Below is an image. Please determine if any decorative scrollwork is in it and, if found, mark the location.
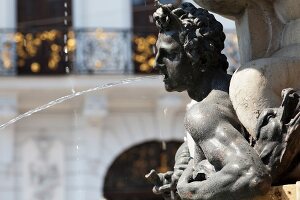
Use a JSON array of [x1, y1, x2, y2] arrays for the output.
[[74, 29, 132, 74]]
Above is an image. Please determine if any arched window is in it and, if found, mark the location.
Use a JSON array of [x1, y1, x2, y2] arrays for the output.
[[104, 140, 182, 200]]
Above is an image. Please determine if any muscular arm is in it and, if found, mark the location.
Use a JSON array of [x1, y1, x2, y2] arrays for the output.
[[179, 104, 271, 200], [172, 141, 191, 183], [177, 159, 270, 200]]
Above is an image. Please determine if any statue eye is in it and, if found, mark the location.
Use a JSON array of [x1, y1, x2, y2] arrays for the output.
[[167, 52, 178, 60]]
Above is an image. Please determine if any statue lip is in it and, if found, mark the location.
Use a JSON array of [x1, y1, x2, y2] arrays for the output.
[[156, 64, 169, 81], [160, 68, 169, 81]]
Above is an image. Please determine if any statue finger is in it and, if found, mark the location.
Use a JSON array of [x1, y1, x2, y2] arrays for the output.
[[159, 184, 172, 192], [179, 165, 194, 183], [164, 171, 174, 179], [152, 186, 161, 194]]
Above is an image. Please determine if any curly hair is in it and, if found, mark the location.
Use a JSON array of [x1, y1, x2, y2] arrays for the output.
[[153, 2, 228, 72]]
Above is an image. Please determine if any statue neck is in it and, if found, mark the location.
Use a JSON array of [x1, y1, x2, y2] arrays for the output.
[[187, 69, 231, 102]]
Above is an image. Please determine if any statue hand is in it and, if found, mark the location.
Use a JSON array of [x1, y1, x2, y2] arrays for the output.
[[152, 171, 173, 194], [177, 160, 197, 199], [171, 168, 182, 187], [177, 160, 195, 186], [154, 171, 181, 200]]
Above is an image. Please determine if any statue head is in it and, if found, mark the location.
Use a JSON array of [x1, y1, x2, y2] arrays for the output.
[[153, 2, 228, 92]]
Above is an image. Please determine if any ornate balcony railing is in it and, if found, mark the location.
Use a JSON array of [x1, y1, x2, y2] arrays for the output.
[[0, 28, 239, 76], [74, 29, 132, 74], [0, 30, 16, 75]]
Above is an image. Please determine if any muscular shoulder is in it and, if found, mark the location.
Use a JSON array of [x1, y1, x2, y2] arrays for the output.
[[185, 102, 222, 141], [185, 93, 242, 141]]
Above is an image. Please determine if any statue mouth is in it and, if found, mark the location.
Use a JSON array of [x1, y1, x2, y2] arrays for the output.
[[163, 73, 169, 81], [158, 66, 169, 81], [155, 64, 169, 82]]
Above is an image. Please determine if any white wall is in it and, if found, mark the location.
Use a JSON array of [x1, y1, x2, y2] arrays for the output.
[[72, 0, 132, 29], [0, 0, 16, 29]]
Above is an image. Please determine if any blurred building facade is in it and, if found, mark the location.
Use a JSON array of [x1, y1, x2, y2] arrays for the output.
[[0, 0, 239, 200]]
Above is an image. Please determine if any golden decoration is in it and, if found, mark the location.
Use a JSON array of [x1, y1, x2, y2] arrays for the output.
[[134, 54, 146, 63], [51, 44, 60, 52], [1, 42, 12, 69], [14, 29, 76, 73], [25, 33, 33, 41], [31, 62, 40, 73], [95, 60, 103, 68], [96, 29, 108, 40], [146, 35, 157, 45], [14, 32, 23, 42], [48, 60, 57, 70], [67, 38, 76, 52], [148, 57, 155, 67], [133, 34, 157, 72], [139, 63, 150, 72]]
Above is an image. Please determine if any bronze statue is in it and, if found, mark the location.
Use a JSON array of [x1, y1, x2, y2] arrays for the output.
[[148, 2, 271, 199], [146, 1, 300, 200]]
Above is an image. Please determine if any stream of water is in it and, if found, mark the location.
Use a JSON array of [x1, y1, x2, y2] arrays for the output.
[[0, 76, 160, 130]]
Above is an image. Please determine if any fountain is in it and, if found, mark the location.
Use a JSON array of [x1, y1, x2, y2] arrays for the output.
[[146, 1, 299, 200], [0, 76, 158, 130], [0, 1, 192, 200], [0, 0, 298, 199]]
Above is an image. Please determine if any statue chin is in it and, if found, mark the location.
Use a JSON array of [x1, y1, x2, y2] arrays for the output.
[[165, 85, 185, 92], [164, 83, 176, 92], [164, 81, 186, 92]]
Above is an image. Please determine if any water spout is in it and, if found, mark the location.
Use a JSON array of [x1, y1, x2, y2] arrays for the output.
[[0, 76, 159, 130]]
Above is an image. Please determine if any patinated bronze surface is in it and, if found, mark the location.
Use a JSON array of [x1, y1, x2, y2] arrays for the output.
[[254, 89, 300, 184], [146, 1, 300, 200]]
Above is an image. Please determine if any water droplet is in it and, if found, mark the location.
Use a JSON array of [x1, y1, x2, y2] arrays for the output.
[[64, 34, 67, 43], [64, 19, 68, 25], [65, 66, 70, 73], [0, 76, 159, 129], [64, 46, 68, 54], [162, 141, 167, 150], [163, 108, 168, 116], [64, 11, 68, 17], [65, 55, 68, 62], [64, 2, 68, 8], [149, 15, 154, 23]]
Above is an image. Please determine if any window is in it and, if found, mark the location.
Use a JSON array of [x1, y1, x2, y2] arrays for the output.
[[17, 0, 72, 75]]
